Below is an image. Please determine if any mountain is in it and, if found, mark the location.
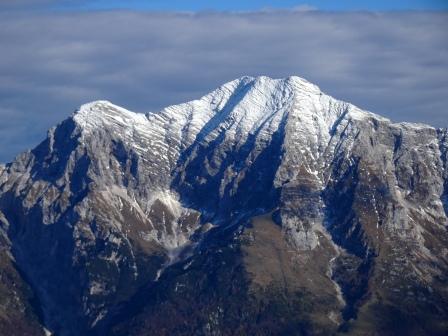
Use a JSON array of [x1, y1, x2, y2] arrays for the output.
[[0, 76, 447, 336]]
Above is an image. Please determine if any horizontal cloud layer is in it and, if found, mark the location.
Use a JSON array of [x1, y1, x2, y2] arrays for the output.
[[0, 10, 447, 162]]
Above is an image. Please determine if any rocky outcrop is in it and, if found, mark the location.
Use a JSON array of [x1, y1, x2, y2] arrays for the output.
[[0, 76, 447, 335], [0, 209, 45, 336]]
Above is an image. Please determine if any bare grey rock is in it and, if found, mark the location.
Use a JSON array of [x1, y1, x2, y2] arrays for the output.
[[0, 76, 447, 335]]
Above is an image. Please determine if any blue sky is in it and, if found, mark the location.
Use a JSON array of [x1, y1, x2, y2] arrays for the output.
[[18, 0, 448, 12], [71, 0, 448, 11]]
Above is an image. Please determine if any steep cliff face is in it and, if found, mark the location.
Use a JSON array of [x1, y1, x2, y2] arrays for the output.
[[0, 208, 45, 336], [0, 76, 447, 335]]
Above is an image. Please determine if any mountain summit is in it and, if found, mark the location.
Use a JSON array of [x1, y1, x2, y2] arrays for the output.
[[0, 76, 447, 335]]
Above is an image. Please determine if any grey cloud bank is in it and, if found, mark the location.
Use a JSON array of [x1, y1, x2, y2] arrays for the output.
[[0, 11, 447, 162]]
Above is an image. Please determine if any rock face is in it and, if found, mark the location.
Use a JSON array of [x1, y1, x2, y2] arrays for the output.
[[0, 76, 447, 335]]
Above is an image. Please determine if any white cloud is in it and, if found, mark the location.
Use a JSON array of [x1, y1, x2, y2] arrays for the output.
[[0, 11, 447, 162], [292, 4, 318, 12]]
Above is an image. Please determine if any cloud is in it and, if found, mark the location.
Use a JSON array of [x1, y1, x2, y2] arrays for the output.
[[0, 11, 447, 162], [292, 5, 318, 12]]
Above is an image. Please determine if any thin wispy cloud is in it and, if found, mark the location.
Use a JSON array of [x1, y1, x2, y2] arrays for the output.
[[0, 11, 447, 162]]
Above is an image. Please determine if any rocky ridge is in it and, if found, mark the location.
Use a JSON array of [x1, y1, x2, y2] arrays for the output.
[[0, 76, 447, 335]]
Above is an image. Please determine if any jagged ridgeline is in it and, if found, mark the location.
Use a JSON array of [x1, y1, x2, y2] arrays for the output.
[[0, 76, 447, 336]]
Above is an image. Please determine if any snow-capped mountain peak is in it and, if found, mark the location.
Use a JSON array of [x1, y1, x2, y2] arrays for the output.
[[0, 76, 447, 336]]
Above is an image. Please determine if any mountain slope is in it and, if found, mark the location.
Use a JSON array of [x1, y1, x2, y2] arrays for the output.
[[0, 76, 447, 335]]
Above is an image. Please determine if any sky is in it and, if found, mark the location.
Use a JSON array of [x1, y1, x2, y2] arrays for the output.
[[0, 2, 447, 162], [4, 0, 448, 11]]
